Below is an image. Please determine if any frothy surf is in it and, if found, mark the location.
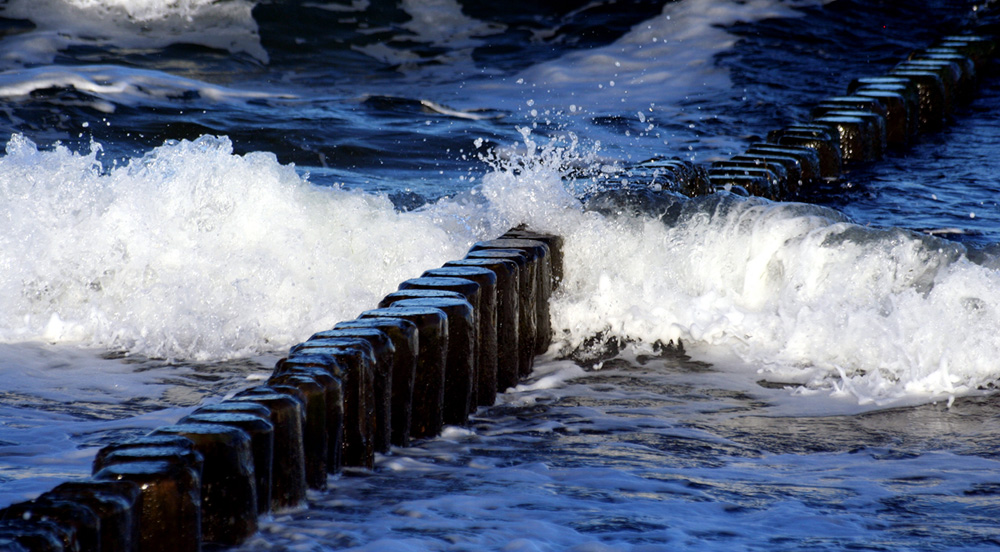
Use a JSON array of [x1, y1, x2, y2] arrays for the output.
[[0, 0, 267, 67], [0, 134, 469, 361], [480, 131, 1000, 406], [1, 130, 997, 407], [3, 1, 1000, 547]]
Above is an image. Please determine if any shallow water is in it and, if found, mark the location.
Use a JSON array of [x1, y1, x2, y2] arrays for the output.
[[2, 0, 1000, 549], [233, 346, 1000, 551]]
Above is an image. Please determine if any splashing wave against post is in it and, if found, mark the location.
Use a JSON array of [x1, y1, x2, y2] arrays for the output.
[[3, 0, 1000, 550]]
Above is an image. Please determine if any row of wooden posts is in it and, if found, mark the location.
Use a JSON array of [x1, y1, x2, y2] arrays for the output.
[[0, 228, 562, 552], [635, 32, 997, 200], [3, 26, 999, 552]]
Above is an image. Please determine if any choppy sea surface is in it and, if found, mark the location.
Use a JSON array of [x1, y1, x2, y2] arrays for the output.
[[2, 0, 1000, 549]]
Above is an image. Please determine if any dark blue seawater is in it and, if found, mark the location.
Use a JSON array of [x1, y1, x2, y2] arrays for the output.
[[1, 0, 996, 228], [2, 1, 1000, 549]]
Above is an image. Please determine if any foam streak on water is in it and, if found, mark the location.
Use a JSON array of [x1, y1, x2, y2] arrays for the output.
[[515, 0, 830, 110], [0, 65, 294, 112]]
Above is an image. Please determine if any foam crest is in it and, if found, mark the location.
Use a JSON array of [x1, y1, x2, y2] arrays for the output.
[[0, 0, 267, 67], [0, 134, 468, 360], [0, 65, 293, 112], [542, 191, 1000, 404], [450, 131, 1000, 404], [3, 128, 998, 404]]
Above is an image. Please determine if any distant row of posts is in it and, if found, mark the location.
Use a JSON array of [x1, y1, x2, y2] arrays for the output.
[[631, 33, 997, 201]]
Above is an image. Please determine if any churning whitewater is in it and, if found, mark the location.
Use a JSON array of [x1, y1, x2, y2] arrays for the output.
[[1, 130, 997, 405], [2, 0, 1000, 549]]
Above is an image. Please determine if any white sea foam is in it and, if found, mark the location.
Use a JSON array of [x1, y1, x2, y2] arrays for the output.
[[0, 134, 470, 361], [471, 131, 1000, 406], [0, 0, 267, 68], [0, 65, 293, 112], [1, 129, 998, 521], [2, 129, 998, 406], [351, 0, 504, 73]]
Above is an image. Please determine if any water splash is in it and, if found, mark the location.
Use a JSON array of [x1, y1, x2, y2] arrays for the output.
[[432, 128, 1000, 405], [0, 134, 466, 360], [2, 128, 998, 403]]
